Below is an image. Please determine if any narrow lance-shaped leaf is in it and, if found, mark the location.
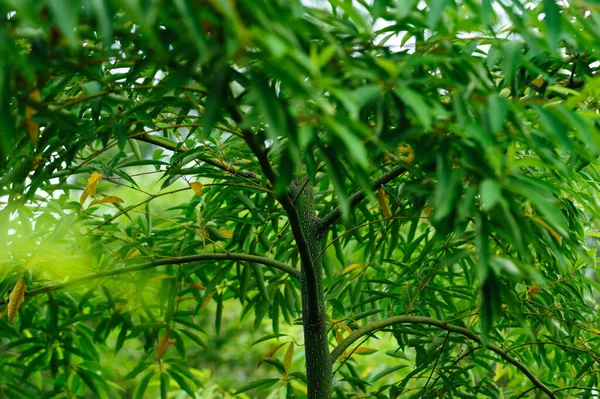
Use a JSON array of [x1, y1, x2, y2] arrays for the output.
[[233, 378, 280, 395], [160, 371, 169, 399], [543, 0, 561, 50], [189, 182, 203, 196], [7, 279, 26, 323], [88, 196, 124, 208], [283, 341, 294, 377], [257, 342, 287, 368], [25, 89, 40, 144], [134, 370, 155, 399], [377, 187, 392, 218], [156, 331, 172, 362], [80, 172, 103, 205]]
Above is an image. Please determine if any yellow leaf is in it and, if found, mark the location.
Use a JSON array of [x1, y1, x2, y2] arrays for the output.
[[335, 330, 344, 344], [332, 319, 353, 334], [353, 347, 377, 355], [591, 328, 600, 336], [7, 280, 26, 323], [88, 196, 124, 208], [156, 331, 171, 362], [126, 249, 141, 259], [360, 366, 374, 378], [377, 187, 392, 218], [187, 282, 205, 290], [87, 172, 102, 196], [80, 186, 90, 206], [342, 263, 363, 274], [257, 342, 287, 368], [283, 341, 294, 376], [397, 145, 415, 164], [189, 182, 203, 196], [493, 363, 504, 382], [29, 89, 41, 103], [527, 284, 542, 297], [531, 77, 545, 89], [218, 228, 233, 239], [80, 172, 102, 205], [201, 291, 216, 313], [524, 213, 562, 245], [26, 89, 41, 144]]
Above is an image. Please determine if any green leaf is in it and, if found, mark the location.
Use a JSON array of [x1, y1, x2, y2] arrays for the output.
[[476, 212, 490, 282], [250, 334, 289, 348], [202, 265, 233, 305], [75, 368, 102, 398], [160, 371, 169, 399], [557, 106, 600, 154], [480, 271, 500, 345], [113, 169, 139, 188], [252, 263, 271, 304], [427, 0, 448, 29], [179, 329, 206, 348], [202, 67, 229, 139], [480, 179, 501, 211], [134, 370, 155, 399], [502, 41, 520, 89], [215, 293, 223, 335], [481, 0, 491, 26], [233, 378, 280, 395], [324, 116, 368, 169], [487, 95, 507, 134], [370, 365, 407, 382], [115, 324, 128, 353], [433, 153, 461, 221], [543, 0, 561, 50], [167, 369, 196, 397], [253, 74, 287, 140], [48, 0, 79, 46], [92, 0, 113, 47], [330, 0, 370, 31], [394, 87, 432, 130], [320, 146, 350, 219]]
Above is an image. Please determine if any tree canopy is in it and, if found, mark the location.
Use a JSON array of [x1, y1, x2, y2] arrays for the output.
[[1, 0, 600, 398]]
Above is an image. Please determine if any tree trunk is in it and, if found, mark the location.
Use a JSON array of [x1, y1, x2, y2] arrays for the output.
[[289, 175, 332, 399]]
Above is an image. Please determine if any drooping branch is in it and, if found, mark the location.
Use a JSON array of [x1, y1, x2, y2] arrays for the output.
[[2, 253, 298, 304], [330, 316, 557, 399], [318, 165, 406, 233], [135, 134, 259, 179]]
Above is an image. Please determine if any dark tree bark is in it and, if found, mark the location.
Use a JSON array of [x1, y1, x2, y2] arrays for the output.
[[289, 175, 332, 399]]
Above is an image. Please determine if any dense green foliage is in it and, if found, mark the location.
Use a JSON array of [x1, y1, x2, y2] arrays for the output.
[[1, 0, 600, 398]]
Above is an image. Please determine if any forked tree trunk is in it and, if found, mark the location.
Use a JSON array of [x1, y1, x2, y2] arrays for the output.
[[289, 175, 332, 398]]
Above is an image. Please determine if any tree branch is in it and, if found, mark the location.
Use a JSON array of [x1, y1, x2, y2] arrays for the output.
[[330, 316, 557, 399], [243, 131, 321, 324], [135, 134, 259, 179], [2, 253, 298, 304], [228, 106, 322, 326], [318, 165, 406, 233]]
